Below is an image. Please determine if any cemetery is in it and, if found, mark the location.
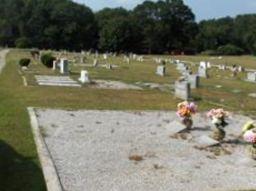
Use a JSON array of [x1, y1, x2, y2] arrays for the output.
[[1, 1, 256, 191], [1, 48, 256, 191]]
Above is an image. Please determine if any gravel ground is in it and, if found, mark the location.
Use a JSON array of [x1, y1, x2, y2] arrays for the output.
[[36, 109, 256, 191]]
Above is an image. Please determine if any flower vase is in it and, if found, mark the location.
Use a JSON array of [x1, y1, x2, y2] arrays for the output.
[[182, 117, 193, 130], [212, 126, 225, 141], [248, 144, 256, 160]]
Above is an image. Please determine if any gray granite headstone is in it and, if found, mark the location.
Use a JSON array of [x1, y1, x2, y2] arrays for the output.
[[175, 81, 190, 100], [164, 120, 187, 134], [188, 74, 199, 89], [196, 135, 219, 147], [93, 59, 98, 67]]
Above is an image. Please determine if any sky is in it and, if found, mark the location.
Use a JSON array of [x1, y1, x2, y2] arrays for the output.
[[73, 0, 256, 21]]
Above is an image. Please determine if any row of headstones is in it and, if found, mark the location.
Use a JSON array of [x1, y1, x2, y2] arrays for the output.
[[53, 59, 90, 83], [174, 61, 201, 100]]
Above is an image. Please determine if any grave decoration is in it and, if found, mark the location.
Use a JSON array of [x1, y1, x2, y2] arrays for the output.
[[242, 121, 256, 159], [207, 108, 229, 141], [176, 101, 197, 130]]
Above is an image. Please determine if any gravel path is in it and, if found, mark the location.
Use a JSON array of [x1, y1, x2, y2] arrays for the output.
[[0, 49, 9, 74], [36, 109, 256, 191]]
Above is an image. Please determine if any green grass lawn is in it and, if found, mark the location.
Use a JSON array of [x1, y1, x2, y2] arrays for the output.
[[1, 49, 256, 190]]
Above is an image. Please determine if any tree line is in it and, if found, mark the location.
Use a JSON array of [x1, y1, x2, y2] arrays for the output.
[[0, 0, 256, 55]]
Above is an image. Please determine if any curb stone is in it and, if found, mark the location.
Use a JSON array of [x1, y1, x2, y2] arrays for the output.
[[27, 107, 63, 191]]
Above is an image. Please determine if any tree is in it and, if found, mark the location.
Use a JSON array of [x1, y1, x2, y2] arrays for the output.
[[132, 0, 197, 54]]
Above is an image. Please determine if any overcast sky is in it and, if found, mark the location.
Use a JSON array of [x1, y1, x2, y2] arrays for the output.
[[73, 0, 256, 21]]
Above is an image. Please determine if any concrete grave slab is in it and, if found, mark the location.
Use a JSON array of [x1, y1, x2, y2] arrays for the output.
[[35, 75, 81, 87]]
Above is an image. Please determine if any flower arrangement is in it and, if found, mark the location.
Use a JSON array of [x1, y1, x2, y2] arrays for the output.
[[242, 121, 256, 159], [176, 101, 197, 130], [207, 108, 229, 141]]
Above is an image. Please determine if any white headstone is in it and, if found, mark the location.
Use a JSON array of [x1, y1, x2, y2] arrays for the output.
[[156, 65, 166, 76], [198, 66, 208, 78], [52, 60, 57, 70], [79, 70, 90, 83], [219, 65, 226, 70], [200, 61, 207, 69], [60, 59, 69, 74], [247, 72, 256, 82], [207, 62, 211, 68], [177, 63, 187, 71]]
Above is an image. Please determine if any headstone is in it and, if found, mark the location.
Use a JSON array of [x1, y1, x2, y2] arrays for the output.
[[79, 70, 90, 83], [188, 74, 199, 89], [207, 62, 211, 68], [52, 60, 57, 70], [219, 65, 226, 70], [93, 59, 98, 67], [60, 59, 69, 74], [196, 135, 219, 147], [80, 56, 84, 64], [238, 66, 244, 72], [165, 120, 187, 135], [198, 66, 208, 78], [103, 54, 108, 60], [247, 72, 256, 82], [177, 63, 187, 71], [174, 60, 180, 64], [124, 56, 130, 64], [200, 61, 207, 69], [175, 80, 190, 100], [156, 65, 166, 76], [106, 64, 112, 70]]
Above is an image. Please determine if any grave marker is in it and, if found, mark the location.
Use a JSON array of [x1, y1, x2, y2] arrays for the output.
[[247, 72, 256, 82], [188, 74, 199, 89], [198, 66, 208, 78], [60, 59, 69, 74], [79, 70, 90, 84], [156, 65, 166, 76], [175, 80, 191, 100]]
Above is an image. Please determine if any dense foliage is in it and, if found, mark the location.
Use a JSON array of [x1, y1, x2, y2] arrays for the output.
[[0, 0, 256, 55], [40, 52, 55, 68], [19, 58, 31, 67]]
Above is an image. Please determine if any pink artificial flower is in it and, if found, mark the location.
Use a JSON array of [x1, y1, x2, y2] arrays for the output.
[[243, 130, 256, 144]]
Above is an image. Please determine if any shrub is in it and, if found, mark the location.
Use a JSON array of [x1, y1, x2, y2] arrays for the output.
[[15, 37, 30, 48], [200, 50, 218, 56], [40, 53, 55, 68], [19, 58, 31, 67], [217, 44, 244, 55]]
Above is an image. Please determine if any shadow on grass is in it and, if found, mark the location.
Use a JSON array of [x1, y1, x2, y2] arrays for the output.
[[0, 140, 46, 191]]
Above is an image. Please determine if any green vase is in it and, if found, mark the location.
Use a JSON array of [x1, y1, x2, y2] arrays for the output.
[[212, 126, 225, 141]]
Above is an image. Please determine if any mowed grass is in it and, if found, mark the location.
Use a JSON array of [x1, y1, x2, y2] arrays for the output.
[[1, 49, 256, 191]]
